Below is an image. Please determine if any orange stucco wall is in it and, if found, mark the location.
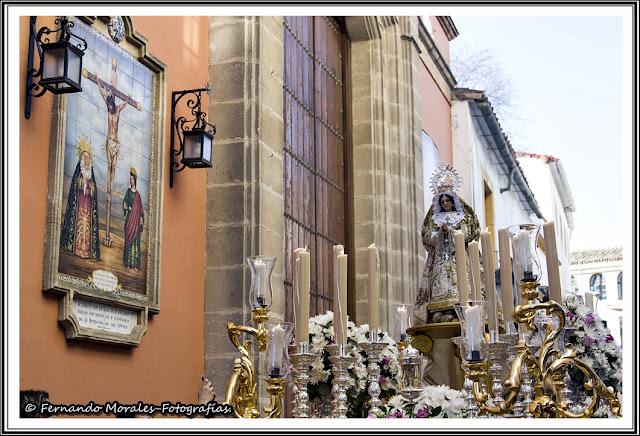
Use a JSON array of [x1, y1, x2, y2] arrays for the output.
[[429, 17, 450, 65], [20, 16, 208, 406], [420, 63, 453, 165]]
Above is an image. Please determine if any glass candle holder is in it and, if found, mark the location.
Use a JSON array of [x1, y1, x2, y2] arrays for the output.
[[454, 301, 487, 361], [507, 224, 541, 282], [247, 256, 276, 310], [392, 303, 414, 342], [264, 322, 294, 379]]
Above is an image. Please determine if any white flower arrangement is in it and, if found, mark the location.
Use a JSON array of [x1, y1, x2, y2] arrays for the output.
[[564, 293, 623, 395], [306, 311, 465, 418], [306, 311, 401, 417], [378, 385, 465, 418]]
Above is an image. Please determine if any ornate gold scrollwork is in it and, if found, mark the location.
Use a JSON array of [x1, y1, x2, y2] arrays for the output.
[[466, 280, 621, 418], [225, 319, 267, 418]]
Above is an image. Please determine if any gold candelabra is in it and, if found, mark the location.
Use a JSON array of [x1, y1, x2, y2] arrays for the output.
[[224, 308, 267, 418], [225, 307, 288, 418], [463, 280, 621, 418]]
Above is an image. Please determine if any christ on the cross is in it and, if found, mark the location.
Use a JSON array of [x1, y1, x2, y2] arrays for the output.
[[83, 58, 142, 247]]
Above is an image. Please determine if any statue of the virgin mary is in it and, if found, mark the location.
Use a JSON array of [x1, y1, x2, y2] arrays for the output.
[[415, 164, 480, 324]]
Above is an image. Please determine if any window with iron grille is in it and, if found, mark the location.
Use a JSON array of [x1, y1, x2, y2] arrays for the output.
[[590, 273, 606, 300]]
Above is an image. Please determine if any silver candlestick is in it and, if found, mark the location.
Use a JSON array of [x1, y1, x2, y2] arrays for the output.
[[487, 331, 507, 407], [289, 342, 316, 418], [462, 360, 480, 418], [452, 336, 479, 418], [327, 343, 354, 419], [523, 365, 535, 418], [359, 329, 387, 418]]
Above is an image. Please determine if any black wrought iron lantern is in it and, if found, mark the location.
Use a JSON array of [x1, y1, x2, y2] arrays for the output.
[[25, 17, 87, 118], [170, 84, 216, 188], [39, 38, 84, 93], [182, 128, 214, 168]]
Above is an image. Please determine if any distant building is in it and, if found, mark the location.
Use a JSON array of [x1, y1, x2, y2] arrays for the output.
[[570, 247, 624, 343], [516, 152, 576, 294]]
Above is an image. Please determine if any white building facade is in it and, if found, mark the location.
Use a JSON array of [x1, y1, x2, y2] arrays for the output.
[[516, 152, 576, 294], [451, 89, 546, 305], [570, 247, 624, 343]]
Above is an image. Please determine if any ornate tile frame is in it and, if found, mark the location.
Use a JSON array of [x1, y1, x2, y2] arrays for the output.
[[42, 16, 166, 346]]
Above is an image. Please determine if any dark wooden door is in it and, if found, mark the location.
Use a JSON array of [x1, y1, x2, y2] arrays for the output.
[[283, 16, 351, 325]]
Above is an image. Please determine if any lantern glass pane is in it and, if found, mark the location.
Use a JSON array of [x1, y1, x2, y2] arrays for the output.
[[42, 46, 65, 80], [202, 135, 212, 162], [183, 134, 201, 160], [67, 48, 82, 84]]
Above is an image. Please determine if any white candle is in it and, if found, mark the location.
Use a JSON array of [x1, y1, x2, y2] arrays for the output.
[[481, 230, 498, 332], [397, 305, 408, 340], [332, 245, 345, 344], [292, 248, 305, 339], [300, 249, 311, 342], [368, 243, 380, 331], [454, 231, 469, 305], [465, 305, 483, 360], [513, 230, 533, 277], [337, 253, 348, 345], [269, 324, 285, 377], [468, 241, 482, 301], [543, 221, 562, 304], [498, 229, 515, 323], [254, 259, 266, 306], [510, 230, 530, 331]]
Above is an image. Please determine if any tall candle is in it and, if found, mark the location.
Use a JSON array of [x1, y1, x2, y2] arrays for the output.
[[468, 241, 482, 301], [368, 243, 380, 331], [332, 245, 345, 344], [336, 253, 348, 345], [481, 229, 498, 332], [498, 229, 515, 324], [332, 245, 344, 311], [300, 249, 311, 342], [292, 248, 305, 339], [269, 323, 285, 377], [454, 231, 469, 305], [543, 221, 562, 304]]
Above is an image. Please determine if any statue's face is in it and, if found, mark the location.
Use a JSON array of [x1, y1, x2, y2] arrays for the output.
[[440, 195, 454, 212], [81, 152, 91, 169]]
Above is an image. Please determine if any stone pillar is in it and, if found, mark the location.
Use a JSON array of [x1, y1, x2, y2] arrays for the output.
[[204, 16, 285, 397], [346, 17, 423, 330]]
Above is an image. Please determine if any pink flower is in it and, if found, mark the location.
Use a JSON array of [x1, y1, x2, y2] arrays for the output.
[[583, 335, 595, 346], [393, 410, 403, 418], [416, 408, 429, 418], [585, 313, 595, 325], [379, 375, 386, 384], [605, 334, 614, 343]]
